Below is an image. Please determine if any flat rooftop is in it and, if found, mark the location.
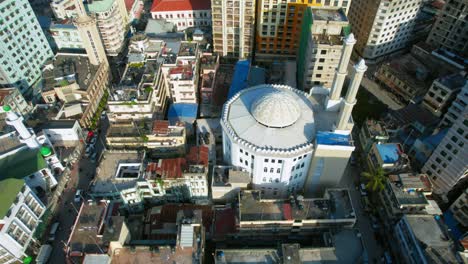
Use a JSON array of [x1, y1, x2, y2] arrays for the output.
[[107, 122, 184, 137], [437, 72, 467, 90], [212, 166, 250, 187], [178, 42, 197, 57], [364, 119, 389, 138], [312, 8, 347, 22], [68, 202, 108, 254], [239, 189, 354, 222], [111, 246, 195, 263], [43, 54, 98, 92], [91, 151, 143, 193], [0, 131, 23, 156]]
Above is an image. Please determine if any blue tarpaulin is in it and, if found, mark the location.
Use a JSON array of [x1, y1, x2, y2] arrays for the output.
[[168, 103, 198, 124], [227, 60, 250, 100], [316, 132, 351, 146]]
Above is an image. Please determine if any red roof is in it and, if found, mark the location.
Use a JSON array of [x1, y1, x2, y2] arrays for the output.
[[283, 203, 292, 221], [150, 0, 211, 12]]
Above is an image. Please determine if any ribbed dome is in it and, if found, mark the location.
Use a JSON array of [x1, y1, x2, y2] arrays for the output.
[[251, 91, 301, 128]]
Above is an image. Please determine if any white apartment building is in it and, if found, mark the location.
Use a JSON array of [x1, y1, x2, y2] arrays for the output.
[[422, 84, 468, 198], [51, 0, 77, 20], [422, 73, 467, 117], [348, 0, 423, 61], [211, 0, 256, 59], [49, 21, 83, 50], [450, 189, 468, 228], [150, 0, 211, 31], [0, 184, 46, 264], [0, 0, 54, 94], [299, 8, 350, 91], [161, 42, 199, 104]]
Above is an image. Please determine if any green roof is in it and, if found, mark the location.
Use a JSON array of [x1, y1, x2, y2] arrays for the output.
[[85, 0, 115, 13], [40, 146, 52, 157], [2, 105, 11, 112], [0, 149, 48, 218]]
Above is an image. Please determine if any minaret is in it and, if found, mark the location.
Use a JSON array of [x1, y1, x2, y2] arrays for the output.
[[336, 59, 368, 130], [3, 105, 40, 149], [329, 33, 356, 101], [73, 0, 107, 66]]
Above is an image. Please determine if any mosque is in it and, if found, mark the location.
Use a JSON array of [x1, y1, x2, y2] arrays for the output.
[[221, 34, 367, 197]]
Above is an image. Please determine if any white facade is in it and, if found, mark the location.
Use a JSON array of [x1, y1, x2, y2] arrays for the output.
[[0, 88, 33, 117], [348, 0, 423, 60], [422, 85, 468, 197], [43, 120, 83, 145], [51, 0, 77, 20], [0, 0, 53, 94], [151, 10, 211, 31], [0, 185, 46, 264]]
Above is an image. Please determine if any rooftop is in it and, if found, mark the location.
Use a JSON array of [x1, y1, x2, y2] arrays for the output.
[[311, 8, 347, 22], [68, 202, 108, 255], [42, 54, 98, 92], [387, 174, 429, 206], [436, 72, 467, 90], [91, 151, 143, 193], [382, 54, 432, 92], [376, 143, 402, 164], [212, 166, 250, 187], [239, 189, 355, 222], [107, 121, 184, 138], [150, 0, 211, 12], [0, 131, 23, 156], [178, 42, 198, 57], [364, 119, 389, 139], [389, 104, 440, 127], [0, 148, 47, 217], [145, 19, 177, 37], [85, 0, 115, 13]]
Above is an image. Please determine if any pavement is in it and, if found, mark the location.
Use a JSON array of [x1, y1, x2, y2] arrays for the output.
[[48, 116, 109, 264], [339, 163, 385, 264]]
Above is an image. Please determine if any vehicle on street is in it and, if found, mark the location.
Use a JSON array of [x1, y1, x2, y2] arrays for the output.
[[90, 136, 97, 146], [101, 111, 106, 118], [90, 152, 97, 163], [74, 189, 82, 203], [360, 183, 368, 196], [85, 145, 94, 157], [48, 222, 60, 242], [36, 244, 53, 264]]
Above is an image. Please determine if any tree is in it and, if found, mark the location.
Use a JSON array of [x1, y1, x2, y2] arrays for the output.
[[362, 167, 386, 192]]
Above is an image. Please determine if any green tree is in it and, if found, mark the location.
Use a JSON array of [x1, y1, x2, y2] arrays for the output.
[[362, 167, 386, 192]]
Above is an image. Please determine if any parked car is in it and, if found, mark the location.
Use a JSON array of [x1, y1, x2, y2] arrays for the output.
[[90, 136, 97, 145], [360, 183, 368, 196], [36, 244, 53, 264], [85, 145, 95, 157], [101, 111, 106, 118], [48, 222, 60, 242], [90, 152, 97, 163], [74, 189, 82, 203]]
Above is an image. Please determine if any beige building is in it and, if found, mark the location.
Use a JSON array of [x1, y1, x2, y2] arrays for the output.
[[211, 0, 256, 59], [41, 54, 110, 129], [86, 0, 129, 56], [348, 0, 423, 61], [426, 0, 468, 58], [298, 8, 350, 91]]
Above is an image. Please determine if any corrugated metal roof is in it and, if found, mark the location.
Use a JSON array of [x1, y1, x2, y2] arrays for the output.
[[179, 224, 194, 248]]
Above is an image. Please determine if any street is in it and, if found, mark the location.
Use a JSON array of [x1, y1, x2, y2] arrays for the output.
[[47, 117, 109, 264], [340, 163, 384, 263]]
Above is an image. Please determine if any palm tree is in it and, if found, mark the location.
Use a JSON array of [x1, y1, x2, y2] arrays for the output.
[[362, 167, 386, 192]]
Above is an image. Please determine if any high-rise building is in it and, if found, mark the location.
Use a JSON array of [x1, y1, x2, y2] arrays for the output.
[[348, 0, 423, 61], [426, 0, 468, 58], [73, 0, 108, 66], [0, 0, 53, 95], [211, 0, 256, 59], [255, 0, 351, 61], [422, 84, 467, 197], [297, 7, 350, 91]]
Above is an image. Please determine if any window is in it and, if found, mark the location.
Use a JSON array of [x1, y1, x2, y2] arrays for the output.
[[320, 50, 327, 54], [270, 168, 274, 173], [264, 167, 267, 172], [264, 158, 269, 162], [240, 158, 243, 163], [240, 149, 243, 153], [277, 168, 281, 173], [272, 159, 276, 163], [263, 177, 267, 182]]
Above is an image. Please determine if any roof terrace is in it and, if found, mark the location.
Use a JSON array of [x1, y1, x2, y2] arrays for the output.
[[212, 166, 250, 187], [312, 8, 347, 22], [239, 189, 355, 222], [178, 42, 197, 57]]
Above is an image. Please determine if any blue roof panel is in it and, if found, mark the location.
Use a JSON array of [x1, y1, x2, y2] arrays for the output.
[[168, 103, 198, 124], [316, 132, 351, 146], [227, 60, 250, 100]]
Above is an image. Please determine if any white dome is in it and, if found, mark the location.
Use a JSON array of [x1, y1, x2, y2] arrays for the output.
[[251, 90, 301, 128]]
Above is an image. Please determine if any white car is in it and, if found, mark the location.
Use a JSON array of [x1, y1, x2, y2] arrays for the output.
[[90, 152, 97, 163], [74, 189, 82, 203], [360, 183, 368, 196]]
